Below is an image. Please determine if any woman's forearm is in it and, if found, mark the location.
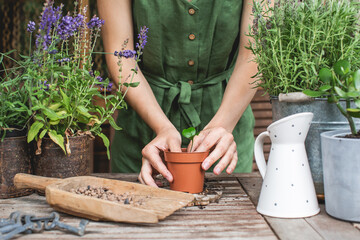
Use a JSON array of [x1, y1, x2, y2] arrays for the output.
[[205, 0, 258, 132], [98, 0, 175, 134]]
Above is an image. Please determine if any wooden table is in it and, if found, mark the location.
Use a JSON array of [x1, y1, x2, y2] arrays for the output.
[[1, 173, 359, 239]]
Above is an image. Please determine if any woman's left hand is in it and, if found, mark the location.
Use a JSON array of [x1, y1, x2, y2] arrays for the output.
[[190, 127, 238, 175]]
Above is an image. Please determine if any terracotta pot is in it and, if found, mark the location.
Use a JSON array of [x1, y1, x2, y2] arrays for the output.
[[32, 135, 93, 179], [164, 148, 209, 194], [0, 135, 33, 198]]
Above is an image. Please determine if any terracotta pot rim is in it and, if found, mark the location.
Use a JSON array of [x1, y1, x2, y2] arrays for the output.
[[164, 150, 209, 154], [164, 148, 209, 154], [164, 149, 209, 163]]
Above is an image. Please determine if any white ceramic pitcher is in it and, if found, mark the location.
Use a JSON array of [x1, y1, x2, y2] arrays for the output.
[[254, 112, 320, 218]]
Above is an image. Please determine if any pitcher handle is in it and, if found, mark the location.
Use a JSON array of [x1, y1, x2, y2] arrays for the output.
[[254, 131, 270, 179]]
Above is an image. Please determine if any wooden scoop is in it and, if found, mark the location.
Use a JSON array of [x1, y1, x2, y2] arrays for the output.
[[14, 173, 194, 224]]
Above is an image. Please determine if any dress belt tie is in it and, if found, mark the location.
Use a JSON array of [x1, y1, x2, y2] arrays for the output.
[[143, 68, 233, 128]]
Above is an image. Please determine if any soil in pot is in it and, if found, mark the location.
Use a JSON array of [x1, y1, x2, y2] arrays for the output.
[[341, 130, 360, 139], [32, 135, 93, 187], [164, 148, 209, 194], [0, 134, 33, 199]]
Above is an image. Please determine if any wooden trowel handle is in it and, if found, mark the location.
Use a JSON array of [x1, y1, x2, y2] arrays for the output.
[[14, 173, 61, 191]]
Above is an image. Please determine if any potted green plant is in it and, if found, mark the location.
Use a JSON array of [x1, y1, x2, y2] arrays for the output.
[[164, 127, 209, 194], [0, 51, 32, 198], [22, 1, 144, 179], [304, 60, 360, 221], [248, 0, 360, 195]]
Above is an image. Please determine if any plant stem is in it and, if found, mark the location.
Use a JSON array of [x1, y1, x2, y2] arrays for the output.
[[190, 138, 194, 152], [336, 101, 357, 135]]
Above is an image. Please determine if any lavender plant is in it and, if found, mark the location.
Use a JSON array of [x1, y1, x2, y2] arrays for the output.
[[248, 0, 360, 96], [21, 1, 147, 157]]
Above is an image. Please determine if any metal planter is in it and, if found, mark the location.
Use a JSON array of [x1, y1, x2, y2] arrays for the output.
[[321, 130, 360, 222], [271, 98, 360, 196]]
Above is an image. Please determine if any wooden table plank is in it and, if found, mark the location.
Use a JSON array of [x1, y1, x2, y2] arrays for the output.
[[305, 205, 360, 240], [238, 174, 360, 240], [238, 176, 323, 240], [0, 174, 276, 240]]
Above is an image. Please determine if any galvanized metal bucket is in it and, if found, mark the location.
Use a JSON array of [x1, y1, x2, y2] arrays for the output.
[[271, 98, 360, 196]]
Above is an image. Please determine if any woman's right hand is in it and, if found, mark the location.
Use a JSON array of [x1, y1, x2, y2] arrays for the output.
[[138, 127, 182, 187]]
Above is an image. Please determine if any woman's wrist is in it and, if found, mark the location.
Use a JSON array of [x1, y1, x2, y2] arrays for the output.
[[154, 121, 177, 136]]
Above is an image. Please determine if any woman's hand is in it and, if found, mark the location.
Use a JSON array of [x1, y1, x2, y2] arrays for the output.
[[191, 127, 237, 175], [188, 0, 258, 175], [138, 127, 182, 187]]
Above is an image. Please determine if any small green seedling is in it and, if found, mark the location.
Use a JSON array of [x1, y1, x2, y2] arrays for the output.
[[182, 127, 199, 152]]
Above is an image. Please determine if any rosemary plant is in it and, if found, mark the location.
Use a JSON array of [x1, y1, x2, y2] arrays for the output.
[[248, 0, 360, 96]]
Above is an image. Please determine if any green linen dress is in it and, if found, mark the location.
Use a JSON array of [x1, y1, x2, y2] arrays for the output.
[[111, 0, 255, 173]]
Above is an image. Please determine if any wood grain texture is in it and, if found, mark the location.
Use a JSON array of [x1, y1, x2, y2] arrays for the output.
[[305, 205, 360, 240], [0, 173, 276, 239], [14, 174, 195, 224], [239, 173, 360, 240]]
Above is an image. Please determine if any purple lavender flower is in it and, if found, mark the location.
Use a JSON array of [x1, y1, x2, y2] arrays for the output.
[[136, 26, 148, 51], [41, 80, 50, 91], [107, 82, 113, 92], [57, 14, 84, 40], [89, 70, 94, 77], [27, 21, 36, 33], [57, 57, 70, 63], [96, 76, 103, 82], [48, 49, 58, 54], [87, 16, 104, 29], [114, 50, 136, 59], [36, 1, 62, 49]]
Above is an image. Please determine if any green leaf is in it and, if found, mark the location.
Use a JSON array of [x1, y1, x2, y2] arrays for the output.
[[182, 127, 197, 140], [327, 95, 338, 103], [35, 116, 45, 123], [319, 68, 333, 83], [39, 129, 47, 139], [60, 89, 70, 111], [355, 99, 360, 109], [347, 108, 360, 118], [347, 91, 360, 98], [43, 108, 60, 121], [327, 95, 337, 103], [48, 130, 66, 154], [98, 133, 110, 159], [108, 117, 122, 130], [353, 70, 360, 91], [334, 87, 347, 98], [27, 121, 44, 143], [19, 53, 30, 59], [49, 120, 60, 125], [48, 103, 62, 111], [55, 110, 68, 119], [302, 89, 324, 98], [76, 105, 92, 118], [123, 82, 140, 88], [319, 85, 332, 92], [334, 60, 350, 76]]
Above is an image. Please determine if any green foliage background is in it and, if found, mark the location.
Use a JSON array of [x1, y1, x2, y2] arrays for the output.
[[248, 0, 360, 96]]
